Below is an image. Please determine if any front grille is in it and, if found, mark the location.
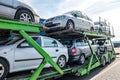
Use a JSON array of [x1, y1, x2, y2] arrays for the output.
[[46, 18, 54, 22]]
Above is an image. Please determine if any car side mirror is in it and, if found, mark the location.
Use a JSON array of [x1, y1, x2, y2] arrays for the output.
[[20, 43, 29, 47]]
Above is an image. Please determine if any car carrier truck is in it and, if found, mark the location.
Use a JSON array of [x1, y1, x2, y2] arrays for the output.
[[0, 19, 116, 80]]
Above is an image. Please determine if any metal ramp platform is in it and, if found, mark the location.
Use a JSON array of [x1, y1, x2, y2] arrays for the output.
[[45, 29, 113, 39]]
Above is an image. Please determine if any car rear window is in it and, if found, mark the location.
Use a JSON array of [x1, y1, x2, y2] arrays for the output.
[[59, 39, 73, 48]]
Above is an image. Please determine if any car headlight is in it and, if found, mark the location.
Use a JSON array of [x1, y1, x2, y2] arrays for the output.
[[53, 15, 67, 20]]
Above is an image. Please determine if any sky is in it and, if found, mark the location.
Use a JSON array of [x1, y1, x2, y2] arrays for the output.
[[25, 0, 120, 41]]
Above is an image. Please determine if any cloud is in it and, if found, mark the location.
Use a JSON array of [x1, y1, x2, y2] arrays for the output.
[[84, 0, 120, 16]]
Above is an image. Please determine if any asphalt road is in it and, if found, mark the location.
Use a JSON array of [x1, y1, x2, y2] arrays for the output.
[[6, 49, 120, 80]]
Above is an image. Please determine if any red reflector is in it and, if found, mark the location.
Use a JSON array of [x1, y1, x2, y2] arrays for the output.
[[72, 47, 76, 54]]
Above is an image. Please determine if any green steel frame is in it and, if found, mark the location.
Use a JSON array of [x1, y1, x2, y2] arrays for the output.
[[75, 32, 115, 76], [0, 19, 63, 80], [0, 19, 116, 80]]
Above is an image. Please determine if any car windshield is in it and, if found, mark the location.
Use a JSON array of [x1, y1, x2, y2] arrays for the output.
[[0, 37, 22, 46], [64, 11, 81, 16]]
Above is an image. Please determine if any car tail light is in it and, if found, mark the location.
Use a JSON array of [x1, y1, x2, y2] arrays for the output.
[[72, 47, 76, 54]]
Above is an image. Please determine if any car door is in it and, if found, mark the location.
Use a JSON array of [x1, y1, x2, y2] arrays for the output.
[[14, 37, 42, 71], [41, 37, 59, 64], [0, 0, 14, 19], [72, 11, 84, 30], [76, 39, 89, 56], [83, 40, 92, 56], [81, 13, 90, 30]]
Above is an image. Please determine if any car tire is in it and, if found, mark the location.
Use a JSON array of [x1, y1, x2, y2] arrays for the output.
[[0, 59, 9, 80], [57, 56, 66, 68], [66, 20, 74, 30], [15, 9, 34, 23], [99, 28, 102, 33], [101, 56, 106, 67], [90, 27, 94, 31], [79, 54, 85, 64], [104, 47, 107, 53]]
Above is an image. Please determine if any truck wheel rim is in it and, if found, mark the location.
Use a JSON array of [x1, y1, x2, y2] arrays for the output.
[[58, 56, 66, 68], [20, 13, 32, 22], [102, 58, 106, 66], [0, 63, 4, 77]]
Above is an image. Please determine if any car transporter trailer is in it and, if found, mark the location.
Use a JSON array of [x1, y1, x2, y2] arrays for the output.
[[0, 19, 116, 80]]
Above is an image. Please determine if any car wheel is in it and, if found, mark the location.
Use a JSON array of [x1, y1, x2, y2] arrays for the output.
[[57, 56, 66, 68], [79, 54, 85, 64], [90, 27, 94, 31], [66, 20, 74, 30], [15, 9, 34, 23], [101, 56, 106, 67], [0, 59, 9, 79], [99, 28, 102, 33], [104, 47, 107, 53]]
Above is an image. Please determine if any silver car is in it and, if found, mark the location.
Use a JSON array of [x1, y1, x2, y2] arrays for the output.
[[45, 10, 94, 32], [94, 38, 112, 53], [0, 36, 68, 79], [94, 21, 110, 34], [59, 38, 98, 64], [0, 0, 39, 23]]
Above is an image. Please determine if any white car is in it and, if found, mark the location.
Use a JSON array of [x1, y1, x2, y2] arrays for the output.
[[0, 0, 39, 23], [0, 36, 68, 79], [45, 10, 94, 32]]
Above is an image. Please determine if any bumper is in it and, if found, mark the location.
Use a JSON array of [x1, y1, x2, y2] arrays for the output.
[[68, 55, 80, 62], [45, 20, 66, 29]]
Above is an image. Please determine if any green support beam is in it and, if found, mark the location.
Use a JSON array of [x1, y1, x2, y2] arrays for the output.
[[83, 31, 112, 38], [109, 38, 116, 58], [76, 34, 101, 76], [0, 19, 63, 80], [19, 30, 63, 80], [0, 19, 40, 32]]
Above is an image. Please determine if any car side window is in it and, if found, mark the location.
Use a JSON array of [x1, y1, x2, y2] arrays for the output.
[[43, 38, 58, 47], [71, 11, 82, 18], [81, 14, 87, 20], [83, 40, 88, 46], [76, 39, 87, 46], [18, 41, 32, 48], [76, 11, 82, 18], [17, 37, 41, 48]]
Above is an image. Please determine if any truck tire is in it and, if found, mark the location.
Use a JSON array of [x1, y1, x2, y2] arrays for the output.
[[108, 54, 111, 64], [0, 59, 9, 80], [101, 56, 106, 67]]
